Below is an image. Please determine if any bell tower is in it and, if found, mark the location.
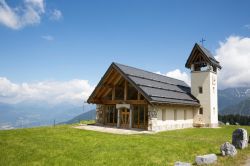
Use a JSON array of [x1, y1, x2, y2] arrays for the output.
[[185, 43, 222, 127]]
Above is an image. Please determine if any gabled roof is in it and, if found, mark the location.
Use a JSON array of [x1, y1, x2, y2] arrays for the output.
[[185, 43, 222, 69], [88, 62, 200, 106]]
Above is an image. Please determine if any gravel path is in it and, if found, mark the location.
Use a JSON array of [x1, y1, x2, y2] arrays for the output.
[[74, 124, 155, 135], [244, 158, 250, 166]]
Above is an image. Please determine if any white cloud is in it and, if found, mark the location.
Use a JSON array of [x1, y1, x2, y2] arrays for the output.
[[215, 36, 250, 88], [0, 77, 95, 105], [49, 9, 62, 21], [41, 35, 54, 41], [0, 0, 45, 29], [156, 69, 190, 86], [0, 0, 63, 30]]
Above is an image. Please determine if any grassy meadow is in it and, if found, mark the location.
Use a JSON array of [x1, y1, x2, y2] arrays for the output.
[[0, 125, 250, 166]]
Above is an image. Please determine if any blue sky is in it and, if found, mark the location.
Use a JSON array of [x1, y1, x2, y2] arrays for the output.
[[1, 0, 250, 104], [0, 0, 249, 84]]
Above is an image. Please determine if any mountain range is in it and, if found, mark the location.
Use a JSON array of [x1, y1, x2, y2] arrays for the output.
[[61, 109, 96, 124], [218, 87, 250, 115], [0, 87, 250, 130], [0, 102, 95, 130]]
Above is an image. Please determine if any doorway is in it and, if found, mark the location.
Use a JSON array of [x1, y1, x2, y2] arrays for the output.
[[120, 108, 130, 128]]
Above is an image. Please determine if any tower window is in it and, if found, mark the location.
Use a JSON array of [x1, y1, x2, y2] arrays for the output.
[[199, 108, 203, 115], [199, 86, 203, 94]]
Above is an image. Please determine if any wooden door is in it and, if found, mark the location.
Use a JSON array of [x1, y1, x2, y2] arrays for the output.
[[120, 108, 130, 128]]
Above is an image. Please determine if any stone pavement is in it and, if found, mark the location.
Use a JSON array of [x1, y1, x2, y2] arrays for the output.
[[74, 124, 154, 135]]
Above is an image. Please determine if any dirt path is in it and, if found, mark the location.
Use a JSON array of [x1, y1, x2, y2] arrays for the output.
[[244, 157, 250, 166]]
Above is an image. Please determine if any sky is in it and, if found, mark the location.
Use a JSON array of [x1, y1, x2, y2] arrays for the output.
[[0, 0, 250, 105]]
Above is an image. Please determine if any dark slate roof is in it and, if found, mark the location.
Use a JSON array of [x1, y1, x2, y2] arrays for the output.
[[185, 43, 222, 69], [113, 63, 200, 106]]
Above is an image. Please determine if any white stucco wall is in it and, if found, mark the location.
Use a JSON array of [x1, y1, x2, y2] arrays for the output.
[[148, 105, 196, 132], [191, 69, 218, 127]]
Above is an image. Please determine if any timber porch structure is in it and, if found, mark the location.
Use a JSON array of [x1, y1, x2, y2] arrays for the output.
[[87, 63, 150, 129]]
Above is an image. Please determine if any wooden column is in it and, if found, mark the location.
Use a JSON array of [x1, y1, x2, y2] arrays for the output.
[[124, 80, 127, 100], [117, 108, 120, 128], [112, 87, 115, 100], [137, 92, 140, 100], [129, 107, 133, 128]]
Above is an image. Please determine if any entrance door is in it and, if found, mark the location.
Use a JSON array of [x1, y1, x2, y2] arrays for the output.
[[120, 108, 130, 128]]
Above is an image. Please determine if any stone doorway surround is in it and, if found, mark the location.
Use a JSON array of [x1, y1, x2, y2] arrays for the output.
[[116, 104, 133, 129]]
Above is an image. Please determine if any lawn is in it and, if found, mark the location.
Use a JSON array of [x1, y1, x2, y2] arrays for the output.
[[0, 125, 250, 166]]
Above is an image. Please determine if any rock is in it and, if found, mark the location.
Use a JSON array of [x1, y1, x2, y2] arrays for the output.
[[220, 142, 237, 156], [174, 161, 191, 166], [232, 128, 248, 149], [195, 154, 217, 165]]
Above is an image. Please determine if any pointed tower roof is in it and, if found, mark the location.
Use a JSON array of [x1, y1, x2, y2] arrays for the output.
[[185, 43, 222, 69]]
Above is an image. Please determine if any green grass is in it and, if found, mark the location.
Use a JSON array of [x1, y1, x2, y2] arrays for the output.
[[0, 125, 250, 166]]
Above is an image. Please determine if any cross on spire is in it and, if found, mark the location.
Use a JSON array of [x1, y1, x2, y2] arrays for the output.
[[200, 38, 206, 46]]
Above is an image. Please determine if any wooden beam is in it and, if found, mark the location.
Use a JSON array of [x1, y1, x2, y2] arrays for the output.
[[102, 75, 122, 98], [112, 87, 115, 100], [102, 68, 115, 85], [101, 84, 124, 90], [94, 69, 115, 98], [124, 80, 127, 101], [137, 92, 141, 100], [144, 106, 146, 127], [92, 99, 148, 105], [97, 71, 120, 98]]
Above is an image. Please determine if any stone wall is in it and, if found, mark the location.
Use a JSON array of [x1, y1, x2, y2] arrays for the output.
[[96, 104, 105, 124], [148, 105, 196, 132]]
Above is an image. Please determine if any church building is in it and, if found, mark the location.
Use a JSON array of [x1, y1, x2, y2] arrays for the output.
[[87, 43, 222, 132]]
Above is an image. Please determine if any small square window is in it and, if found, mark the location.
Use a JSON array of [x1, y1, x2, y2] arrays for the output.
[[199, 108, 203, 115], [199, 86, 203, 94]]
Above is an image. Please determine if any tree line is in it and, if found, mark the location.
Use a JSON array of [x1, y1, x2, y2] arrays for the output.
[[219, 114, 250, 126]]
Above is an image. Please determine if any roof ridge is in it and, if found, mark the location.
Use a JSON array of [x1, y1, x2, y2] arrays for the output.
[[113, 62, 188, 85]]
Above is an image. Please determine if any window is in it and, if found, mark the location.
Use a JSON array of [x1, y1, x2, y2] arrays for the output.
[[199, 86, 203, 94], [162, 109, 166, 121], [174, 110, 177, 120], [199, 108, 203, 115], [184, 110, 187, 120]]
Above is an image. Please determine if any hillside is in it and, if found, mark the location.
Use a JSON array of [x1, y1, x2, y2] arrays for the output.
[[61, 109, 96, 124], [0, 102, 95, 129], [218, 87, 250, 110], [0, 125, 250, 165], [220, 98, 250, 115]]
